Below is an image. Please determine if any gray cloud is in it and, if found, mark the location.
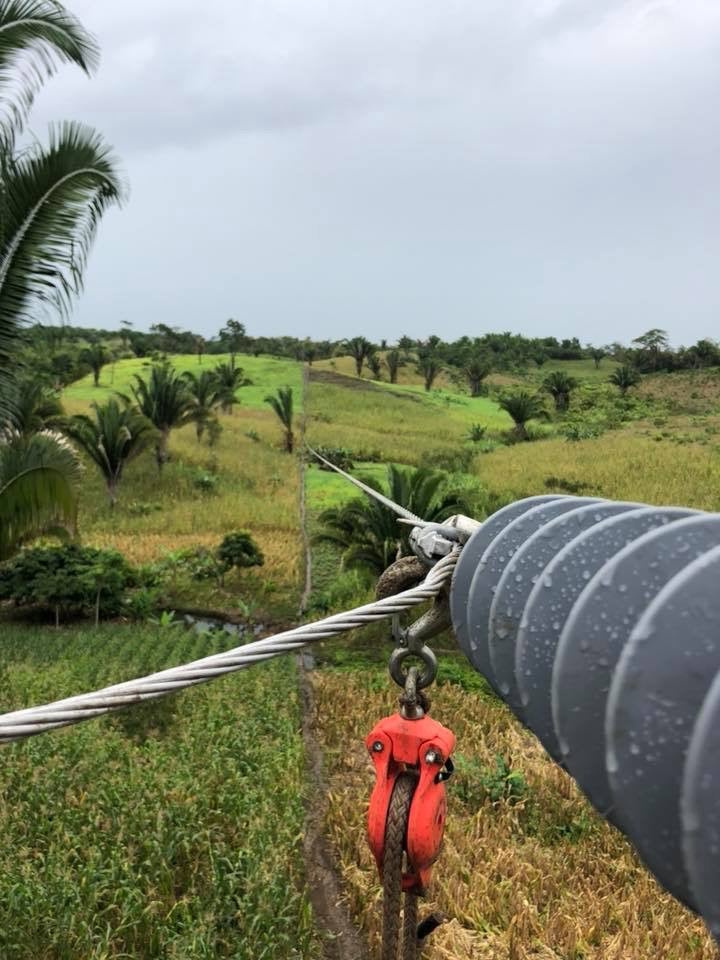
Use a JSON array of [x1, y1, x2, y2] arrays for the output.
[[26, 0, 720, 344]]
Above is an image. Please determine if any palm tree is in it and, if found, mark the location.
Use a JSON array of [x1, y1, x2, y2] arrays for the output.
[[0, 2, 124, 551], [80, 342, 109, 387], [591, 349, 605, 369], [542, 370, 577, 412], [385, 349, 403, 384], [367, 351, 382, 380], [609, 364, 641, 397], [0, 429, 80, 559], [129, 363, 193, 470], [316, 465, 472, 576], [344, 336, 374, 377], [264, 386, 294, 453], [417, 353, 441, 391], [462, 354, 492, 397], [183, 369, 223, 440], [5, 378, 63, 435], [214, 359, 250, 413], [498, 390, 547, 440], [60, 398, 154, 507]]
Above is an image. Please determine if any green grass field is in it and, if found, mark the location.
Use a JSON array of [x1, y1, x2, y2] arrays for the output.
[[306, 369, 509, 467], [5, 352, 720, 960], [0, 624, 316, 960], [65, 353, 301, 412]]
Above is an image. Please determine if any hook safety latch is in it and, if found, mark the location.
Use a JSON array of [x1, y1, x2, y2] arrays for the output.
[[366, 712, 455, 894]]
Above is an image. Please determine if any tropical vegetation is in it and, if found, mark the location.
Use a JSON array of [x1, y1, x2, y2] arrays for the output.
[[60, 398, 155, 506]]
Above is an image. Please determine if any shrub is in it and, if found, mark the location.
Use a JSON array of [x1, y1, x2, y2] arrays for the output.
[[216, 531, 264, 572], [464, 423, 487, 443], [123, 586, 161, 621], [193, 471, 219, 494], [479, 755, 528, 804], [177, 547, 223, 582], [453, 754, 527, 808], [0, 545, 136, 625], [562, 421, 604, 442], [313, 446, 355, 471]]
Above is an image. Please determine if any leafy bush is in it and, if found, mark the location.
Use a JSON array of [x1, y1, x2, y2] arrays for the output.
[[313, 446, 355, 471], [0, 545, 136, 625], [123, 586, 162, 621], [352, 447, 384, 463], [562, 420, 604, 442], [453, 754, 527, 808], [464, 423, 487, 443], [193, 470, 219, 494], [217, 531, 264, 571], [146, 534, 264, 592], [177, 547, 223, 581]]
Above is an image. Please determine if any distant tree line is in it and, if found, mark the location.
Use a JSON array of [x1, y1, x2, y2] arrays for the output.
[[16, 318, 720, 394]]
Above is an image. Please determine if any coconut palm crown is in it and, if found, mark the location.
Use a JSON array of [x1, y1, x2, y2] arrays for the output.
[[315, 465, 472, 576]]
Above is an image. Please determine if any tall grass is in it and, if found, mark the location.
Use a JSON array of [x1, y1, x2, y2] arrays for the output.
[[305, 372, 509, 466], [479, 431, 720, 510], [312, 669, 715, 960]]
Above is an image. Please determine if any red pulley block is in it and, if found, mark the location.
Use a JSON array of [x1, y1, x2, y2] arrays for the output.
[[366, 712, 455, 893]]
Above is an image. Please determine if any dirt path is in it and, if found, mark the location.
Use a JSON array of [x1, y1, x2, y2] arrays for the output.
[[297, 368, 369, 959], [299, 662, 369, 960]]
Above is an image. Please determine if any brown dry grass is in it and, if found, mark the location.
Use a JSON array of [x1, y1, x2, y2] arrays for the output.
[[311, 671, 717, 960], [638, 369, 720, 414], [478, 431, 720, 511]]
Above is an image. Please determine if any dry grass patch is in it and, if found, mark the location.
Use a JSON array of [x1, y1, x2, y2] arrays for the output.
[[479, 432, 720, 511], [638, 369, 720, 414], [311, 671, 717, 960]]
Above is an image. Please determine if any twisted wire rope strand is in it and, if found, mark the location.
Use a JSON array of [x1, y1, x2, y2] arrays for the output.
[[0, 550, 458, 745]]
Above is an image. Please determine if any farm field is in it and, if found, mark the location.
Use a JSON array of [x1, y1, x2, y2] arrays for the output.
[[0, 624, 316, 960], [303, 358, 720, 958], [64, 352, 301, 412], [63, 354, 304, 616], [4, 351, 720, 959], [0, 353, 316, 958]]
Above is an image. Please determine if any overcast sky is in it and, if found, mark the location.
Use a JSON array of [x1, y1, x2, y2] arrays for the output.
[[30, 0, 720, 345]]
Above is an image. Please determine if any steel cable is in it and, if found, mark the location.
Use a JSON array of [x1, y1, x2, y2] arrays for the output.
[[0, 550, 458, 745]]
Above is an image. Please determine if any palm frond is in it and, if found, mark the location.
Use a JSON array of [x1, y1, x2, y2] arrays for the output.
[[59, 398, 153, 503], [0, 0, 99, 147], [0, 122, 126, 388], [0, 429, 80, 558]]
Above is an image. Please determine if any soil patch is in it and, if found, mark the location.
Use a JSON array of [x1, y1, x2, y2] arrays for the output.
[[308, 368, 425, 403], [299, 662, 369, 960]]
